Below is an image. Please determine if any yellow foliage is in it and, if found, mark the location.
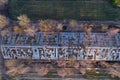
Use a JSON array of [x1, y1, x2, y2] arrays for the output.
[[101, 24, 108, 31], [39, 20, 55, 32], [69, 20, 77, 28], [0, 15, 9, 28], [17, 14, 30, 27], [67, 57, 75, 67], [13, 26, 24, 35]]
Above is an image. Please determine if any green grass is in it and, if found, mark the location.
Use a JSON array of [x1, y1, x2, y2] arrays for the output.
[[8, 0, 120, 20]]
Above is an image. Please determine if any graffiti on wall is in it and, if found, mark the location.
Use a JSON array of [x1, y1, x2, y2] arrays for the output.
[[1, 46, 120, 61], [1, 32, 120, 46]]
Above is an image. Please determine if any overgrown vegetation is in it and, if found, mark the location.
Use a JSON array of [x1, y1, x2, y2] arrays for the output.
[[4, 60, 120, 79]]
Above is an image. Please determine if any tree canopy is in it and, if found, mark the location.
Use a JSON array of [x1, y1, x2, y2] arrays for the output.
[[0, 14, 9, 29]]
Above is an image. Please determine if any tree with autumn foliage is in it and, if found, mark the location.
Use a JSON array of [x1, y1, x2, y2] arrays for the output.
[[17, 14, 31, 28], [69, 20, 77, 27], [39, 19, 58, 32], [0, 14, 9, 29], [13, 25, 24, 35]]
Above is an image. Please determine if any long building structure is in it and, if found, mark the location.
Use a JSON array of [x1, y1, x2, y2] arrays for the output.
[[0, 32, 120, 61]]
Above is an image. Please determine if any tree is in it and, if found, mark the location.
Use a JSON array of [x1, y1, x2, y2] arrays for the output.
[[57, 68, 74, 77], [101, 24, 108, 32], [69, 20, 77, 28], [0, 14, 9, 29], [5, 60, 31, 80], [17, 14, 31, 28], [69, 20, 78, 31], [34, 65, 49, 76], [84, 24, 93, 46], [13, 25, 24, 35], [39, 19, 59, 45], [84, 24, 92, 34], [39, 19, 58, 32], [57, 23, 63, 31], [24, 26, 36, 37], [57, 68, 67, 77]]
